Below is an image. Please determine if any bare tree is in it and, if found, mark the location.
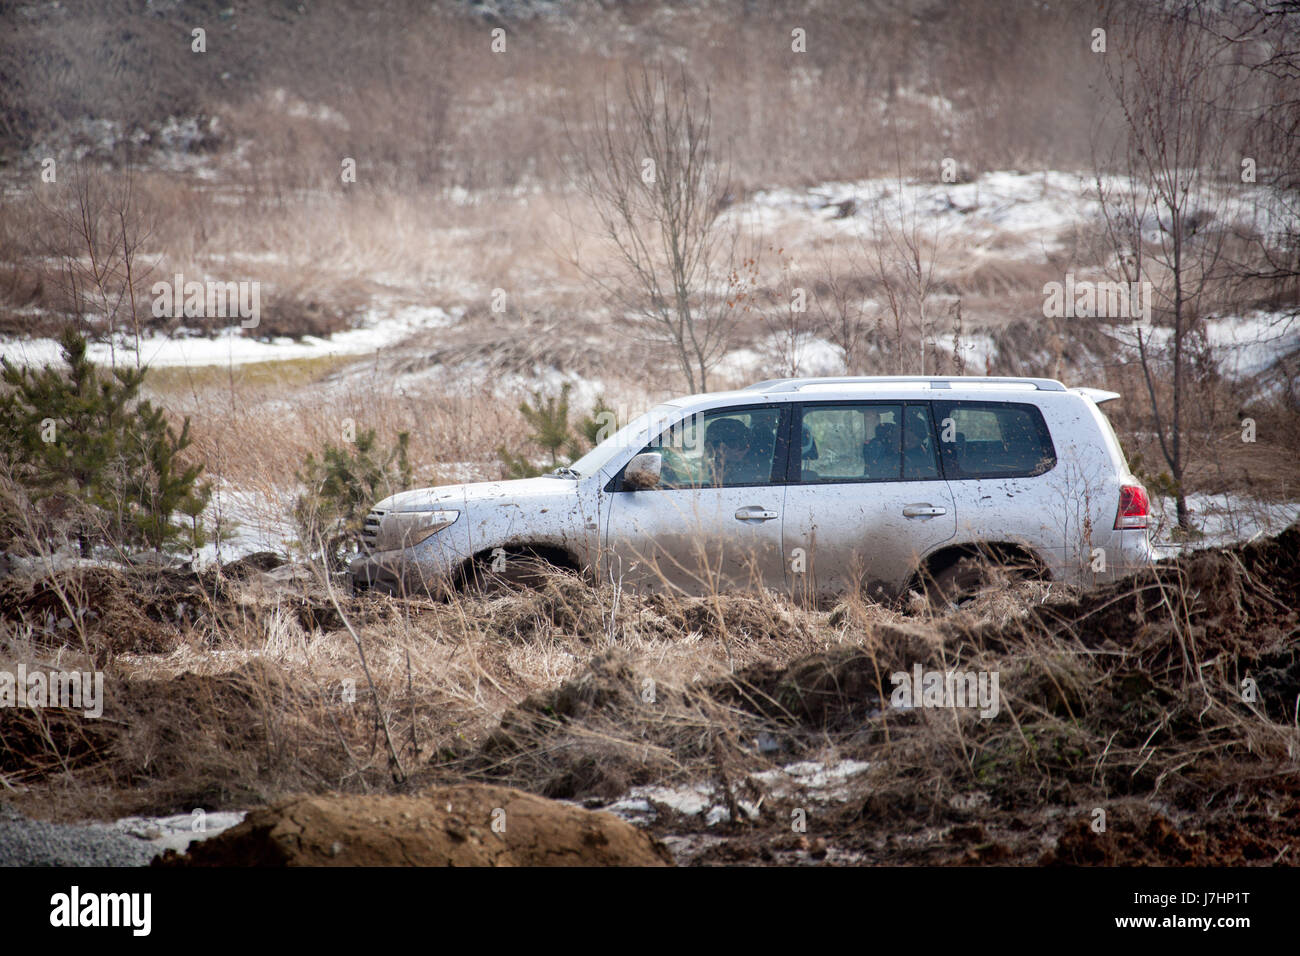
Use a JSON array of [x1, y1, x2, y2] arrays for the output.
[[566, 66, 751, 393], [810, 243, 872, 374], [1093, 2, 1245, 531], [1210, 1, 1300, 408], [35, 162, 156, 371], [863, 170, 950, 375], [759, 248, 821, 378]]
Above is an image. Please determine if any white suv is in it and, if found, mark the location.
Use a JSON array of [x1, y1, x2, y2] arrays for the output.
[[350, 376, 1156, 602]]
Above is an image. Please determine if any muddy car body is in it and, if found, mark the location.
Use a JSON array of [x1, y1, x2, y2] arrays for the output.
[[350, 376, 1156, 600]]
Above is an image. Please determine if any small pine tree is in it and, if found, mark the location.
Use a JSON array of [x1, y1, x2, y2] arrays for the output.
[[497, 384, 608, 479], [129, 405, 209, 551], [579, 395, 616, 447], [178, 480, 213, 552], [0, 329, 209, 555], [294, 428, 412, 570], [523, 383, 581, 467]]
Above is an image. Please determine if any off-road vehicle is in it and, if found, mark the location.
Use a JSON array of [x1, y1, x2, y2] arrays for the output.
[[351, 376, 1155, 603]]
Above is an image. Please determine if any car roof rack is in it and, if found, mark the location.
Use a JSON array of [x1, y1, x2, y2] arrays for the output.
[[744, 375, 1068, 393]]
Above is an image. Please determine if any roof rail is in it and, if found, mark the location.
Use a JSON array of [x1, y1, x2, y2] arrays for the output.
[[744, 375, 1068, 393]]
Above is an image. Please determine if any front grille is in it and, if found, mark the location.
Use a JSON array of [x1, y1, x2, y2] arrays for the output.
[[361, 509, 385, 552]]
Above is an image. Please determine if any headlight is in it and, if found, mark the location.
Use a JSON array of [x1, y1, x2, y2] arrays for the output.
[[383, 509, 459, 549]]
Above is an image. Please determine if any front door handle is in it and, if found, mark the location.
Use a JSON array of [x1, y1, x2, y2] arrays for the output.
[[735, 506, 779, 522], [903, 504, 947, 518]]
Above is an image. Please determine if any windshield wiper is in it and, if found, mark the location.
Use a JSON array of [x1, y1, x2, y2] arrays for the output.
[[547, 466, 581, 479]]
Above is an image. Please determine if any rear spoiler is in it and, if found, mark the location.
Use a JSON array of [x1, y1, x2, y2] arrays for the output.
[[1074, 387, 1121, 404]]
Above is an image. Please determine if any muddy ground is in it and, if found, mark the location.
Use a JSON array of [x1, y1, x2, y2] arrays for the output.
[[1, 528, 1297, 866]]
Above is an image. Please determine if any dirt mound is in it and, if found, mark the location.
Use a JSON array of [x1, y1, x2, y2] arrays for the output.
[[1, 660, 310, 808], [0, 562, 358, 660], [1043, 799, 1300, 866], [158, 784, 672, 866], [717, 619, 944, 727], [0, 702, 117, 781], [1028, 524, 1300, 662], [219, 551, 287, 577], [108, 662, 307, 804], [482, 569, 611, 638], [472, 652, 688, 799], [0, 566, 193, 659], [643, 591, 815, 646]]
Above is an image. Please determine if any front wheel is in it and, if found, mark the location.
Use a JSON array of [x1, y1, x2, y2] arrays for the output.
[[461, 550, 556, 594]]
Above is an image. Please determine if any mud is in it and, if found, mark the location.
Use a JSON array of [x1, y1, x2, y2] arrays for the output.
[[157, 784, 672, 866], [2, 526, 1297, 865], [456, 525, 1300, 865]]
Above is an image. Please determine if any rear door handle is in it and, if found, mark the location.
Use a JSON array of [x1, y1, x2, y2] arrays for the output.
[[735, 506, 779, 522], [903, 504, 947, 518]]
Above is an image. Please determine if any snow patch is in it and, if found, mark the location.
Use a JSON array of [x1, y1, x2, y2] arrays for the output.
[[600, 758, 871, 828], [1151, 493, 1299, 555], [0, 304, 457, 369], [104, 811, 245, 856]]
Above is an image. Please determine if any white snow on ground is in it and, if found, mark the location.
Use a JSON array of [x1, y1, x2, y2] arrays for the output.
[[605, 783, 719, 823], [0, 304, 458, 369], [714, 335, 846, 382], [749, 759, 873, 801], [1202, 311, 1299, 381], [1104, 310, 1297, 389], [933, 330, 999, 375], [601, 758, 872, 828], [1150, 493, 1299, 557], [348, 354, 609, 408], [736, 170, 1298, 262], [194, 483, 297, 567], [738, 170, 1096, 250], [104, 811, 245, 856]]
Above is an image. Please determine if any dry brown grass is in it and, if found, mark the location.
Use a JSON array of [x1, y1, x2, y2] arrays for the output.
[[2, 521, 1295, 867]]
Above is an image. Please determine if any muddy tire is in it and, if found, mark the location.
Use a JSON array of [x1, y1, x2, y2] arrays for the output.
[[462, 551, 557, 594], [926, 556, 999, 609]]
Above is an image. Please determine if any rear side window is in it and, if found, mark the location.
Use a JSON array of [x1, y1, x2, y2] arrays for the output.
[[934, 401, 1056, 479], [795, 402, 940, 483]]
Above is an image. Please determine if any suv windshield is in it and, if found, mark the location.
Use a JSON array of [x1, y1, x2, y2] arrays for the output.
[[560, 403, 682, 478]]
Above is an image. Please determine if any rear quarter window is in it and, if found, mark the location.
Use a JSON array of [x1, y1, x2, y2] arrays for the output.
[[1091, 402, 1133, 473], [934, 401, 1056, 479]]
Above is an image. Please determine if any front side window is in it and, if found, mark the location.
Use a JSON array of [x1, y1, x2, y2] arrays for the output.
[[797, 403, 940, 482], [569, 403, 680, 477], [629, 405, 783, 489], [934, 401, 1056, 478]]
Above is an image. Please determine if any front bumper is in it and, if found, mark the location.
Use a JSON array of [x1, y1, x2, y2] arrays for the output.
[[349, 544, 462, 596]]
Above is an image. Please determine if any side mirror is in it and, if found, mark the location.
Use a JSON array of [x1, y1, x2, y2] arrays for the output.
[[623, 452, 662, 490]]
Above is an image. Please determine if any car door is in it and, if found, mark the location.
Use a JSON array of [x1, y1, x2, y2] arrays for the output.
[[603, 404, 791, 594], [781, 401, 956, 601], [931, 399, 1063, 564]]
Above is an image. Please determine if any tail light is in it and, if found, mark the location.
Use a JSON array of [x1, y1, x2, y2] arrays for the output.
[[1114, 484, 1149, 530]]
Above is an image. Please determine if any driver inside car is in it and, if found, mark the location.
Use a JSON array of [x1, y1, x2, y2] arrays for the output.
[[703, 418, 771, 486]]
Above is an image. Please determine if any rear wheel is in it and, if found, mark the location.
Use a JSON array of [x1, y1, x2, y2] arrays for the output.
[[926, 556, 995, 609], [924, 552, 1036, 610]]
